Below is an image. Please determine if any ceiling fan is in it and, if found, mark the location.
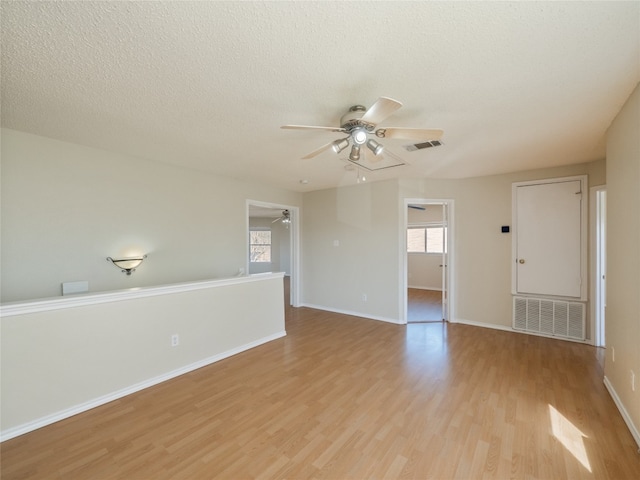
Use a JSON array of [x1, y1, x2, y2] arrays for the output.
[[272, 209, 291, 225], [281, 97, 443, 164]]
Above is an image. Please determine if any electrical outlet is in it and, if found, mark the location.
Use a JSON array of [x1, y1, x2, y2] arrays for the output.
[[612, 347, 615, 362], [171, 334, 179, 347], [632, 370, 636, 392], [362, 294, 367, 302]]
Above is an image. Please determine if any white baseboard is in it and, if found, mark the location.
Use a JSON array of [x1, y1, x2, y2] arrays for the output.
[[300, 303, 401, 325], [0, 331, 286, 442], [604, 376, 640, 450], [450, 317, 513, 332]]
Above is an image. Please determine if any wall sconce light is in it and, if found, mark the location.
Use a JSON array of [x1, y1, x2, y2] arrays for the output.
[[107, 255, 147, 275]]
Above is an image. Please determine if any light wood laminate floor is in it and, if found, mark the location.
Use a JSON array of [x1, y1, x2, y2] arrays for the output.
[[407, 288, 443, 323], [2, 301, 639, 478]]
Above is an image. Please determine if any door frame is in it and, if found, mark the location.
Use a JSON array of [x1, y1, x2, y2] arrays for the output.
[[400, 198, 455, 324], [246, 200, 301, 307], [590, 186, 606, 347]]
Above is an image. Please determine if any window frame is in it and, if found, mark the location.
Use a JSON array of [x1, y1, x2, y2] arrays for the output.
[[407, 223, 447, 255], [249, 228, 272, 263]]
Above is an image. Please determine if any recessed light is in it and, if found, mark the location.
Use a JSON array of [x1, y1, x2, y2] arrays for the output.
[[299, 179, 309, 184]]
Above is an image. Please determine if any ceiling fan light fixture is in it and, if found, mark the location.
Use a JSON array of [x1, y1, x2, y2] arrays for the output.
[[349, 145, 361, 162], [366, 139, 384, 155], [331, 137, 349, 154], [351, 128, 367, 145]]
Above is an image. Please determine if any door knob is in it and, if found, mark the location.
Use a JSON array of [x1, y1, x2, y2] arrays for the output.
[[519, 259, 525, 264]]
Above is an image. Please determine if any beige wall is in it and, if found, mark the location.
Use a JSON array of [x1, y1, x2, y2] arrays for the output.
[[302, 160, 605, 327], [1, 129, 302, 302], [302, 180, 401, 322], [401, 162, 605, 329], [604, 82, 639, 437]]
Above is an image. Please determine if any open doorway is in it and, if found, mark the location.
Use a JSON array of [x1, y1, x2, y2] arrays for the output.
[[247, 200, 300, 307], [402, 198, 454, 324]]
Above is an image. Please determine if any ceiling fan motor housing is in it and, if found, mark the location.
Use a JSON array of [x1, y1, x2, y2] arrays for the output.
[[340, 105, 374, 131]]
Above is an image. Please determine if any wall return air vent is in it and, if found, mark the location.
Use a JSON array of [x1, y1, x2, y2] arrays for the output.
[[513, 296, 585, 341]]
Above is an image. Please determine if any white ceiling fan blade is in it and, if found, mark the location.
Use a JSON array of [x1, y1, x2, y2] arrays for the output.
[[281, 125, 346, 133], [301, 141, 335, 159], [375, 127, 443, 141], [360, 97, 403, 126]]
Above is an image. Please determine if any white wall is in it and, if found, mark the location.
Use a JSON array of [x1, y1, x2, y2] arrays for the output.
[[302, 161, 605, 328], [604, 82, 639, 444], [1, 274, 285, 439], [279, 224, 291, 275], [0, 129, 302, 302], [408, 254, 443, 290]]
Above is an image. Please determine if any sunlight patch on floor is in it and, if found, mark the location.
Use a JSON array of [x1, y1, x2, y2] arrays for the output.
[[549, 404, 591, 472]]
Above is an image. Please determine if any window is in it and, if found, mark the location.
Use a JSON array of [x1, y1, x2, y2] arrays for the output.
[[407, 225, 447, 254], [250, 229, 271, 263]]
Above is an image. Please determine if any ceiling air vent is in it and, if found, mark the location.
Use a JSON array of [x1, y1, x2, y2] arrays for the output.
[[404, 140, 443, 152]]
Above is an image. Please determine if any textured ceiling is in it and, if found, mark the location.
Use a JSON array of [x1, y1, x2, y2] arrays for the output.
[[2, 1, 639, 192]]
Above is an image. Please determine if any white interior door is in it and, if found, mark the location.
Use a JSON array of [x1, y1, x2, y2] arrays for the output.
[[515, 180, 583, 298]]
